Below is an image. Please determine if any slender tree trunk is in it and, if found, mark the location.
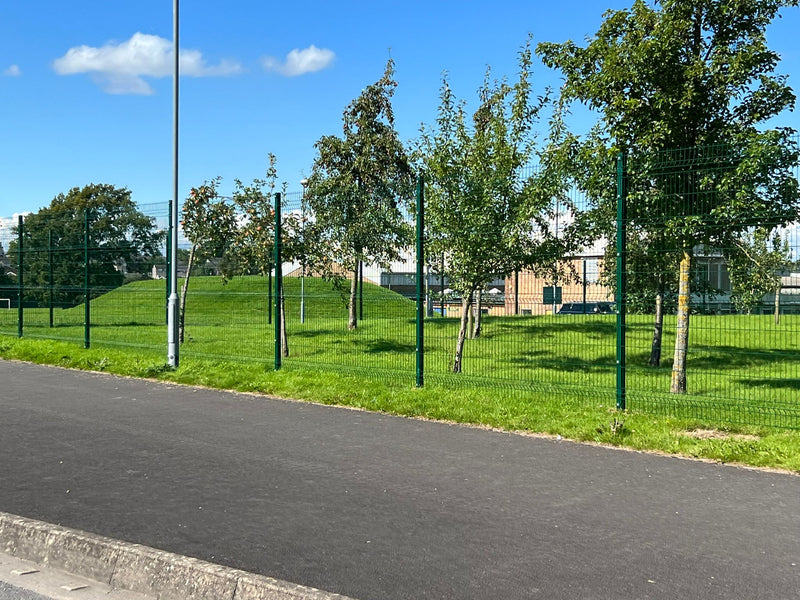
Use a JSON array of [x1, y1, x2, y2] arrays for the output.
[[774, 282, 781, 325], [348, 266, 358, 330], [472, 289, 483, 339], [453, 292, 474, 373], [671, 250, 691, 394], [280, 279, 289, 356], [649, 290, 664, 367], [178, 244, 196, 344]]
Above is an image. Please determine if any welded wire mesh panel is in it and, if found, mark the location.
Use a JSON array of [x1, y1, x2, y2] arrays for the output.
[[178, 272, 273, 362], [423, 185, 617, 402], [0, 215, 18, 335], [277, 190, 417, 378], [624, 139, 800, 428], [0, 202, 169, 350]]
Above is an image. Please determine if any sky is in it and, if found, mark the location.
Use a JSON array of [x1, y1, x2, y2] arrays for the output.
[[2, 0, 800, 223]]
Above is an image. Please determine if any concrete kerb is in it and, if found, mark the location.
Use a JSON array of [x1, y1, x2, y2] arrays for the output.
[[0, 512, 355, 600]]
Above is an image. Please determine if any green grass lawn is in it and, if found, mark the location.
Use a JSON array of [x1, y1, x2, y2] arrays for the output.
[[1, 275, 799, 472]]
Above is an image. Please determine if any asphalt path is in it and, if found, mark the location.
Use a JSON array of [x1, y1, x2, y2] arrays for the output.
[[0, 360, 798, 599]]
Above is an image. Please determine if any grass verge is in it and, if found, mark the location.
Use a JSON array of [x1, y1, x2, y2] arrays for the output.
[[1, 335, 798, 474]]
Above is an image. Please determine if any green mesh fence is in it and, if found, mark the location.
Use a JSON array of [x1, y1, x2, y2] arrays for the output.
[[622, 138, 800, 428], [2, 138, 799, 430], [274, 190, 418, 379], [0, 203, 169, 350]]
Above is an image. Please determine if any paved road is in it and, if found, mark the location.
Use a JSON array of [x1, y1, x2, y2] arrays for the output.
[[0, 360, 798, 599], [0, 582, 49, 600]]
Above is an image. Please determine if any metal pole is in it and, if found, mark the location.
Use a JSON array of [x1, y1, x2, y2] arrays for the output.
[[17, 215, 23, 338], [582, 259, 587, 314], [615, 152, 627, 411], [415, 175, 425, 387], [274, 192, 282, 371], [267, 267, 272, 325], [84, 210, 90, 349], [166, 203, 172, 324], [48, 229, 54, 328], [514, 270, 519, 316], [358, 260, 363, 322], [300, 179, 307, 324], [439, 255, 445, 317], [167, 0, 180, 367]]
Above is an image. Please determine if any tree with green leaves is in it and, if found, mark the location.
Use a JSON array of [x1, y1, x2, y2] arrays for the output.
[[726, 226, 791, 322], [538, 0, 800, 393], [305, 59, 415, 330], [420, 39, 570, 373], [229, 155, 305, 356], [180, 177, 236, 344], [10, 183, 162, 308]]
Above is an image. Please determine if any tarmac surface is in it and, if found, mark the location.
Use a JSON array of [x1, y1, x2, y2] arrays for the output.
[[0, 359, 798, 599]]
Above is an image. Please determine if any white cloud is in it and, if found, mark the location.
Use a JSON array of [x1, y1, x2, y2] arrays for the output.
[[52, 33, 242, 95], [261, 45, 335, 77], [3, 65, 21, 77]]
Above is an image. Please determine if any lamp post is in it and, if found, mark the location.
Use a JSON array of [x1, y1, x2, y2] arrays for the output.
[[300, 178, 308, 324], [167, 0, 180, 367]]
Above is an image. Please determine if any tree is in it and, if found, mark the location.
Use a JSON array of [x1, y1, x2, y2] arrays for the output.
[[726, 226, 791, 321], [420, 39, 570, 373], [229, 155, 307, 356], [305, 59, 415, 330], [10, 184, 163, 307], [600, 227, 679, 366], [180, 177, 236, 344], [538, 0, 800, 393]]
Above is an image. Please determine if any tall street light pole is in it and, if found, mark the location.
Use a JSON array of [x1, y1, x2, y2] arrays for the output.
[[167, 0, 180, 367]]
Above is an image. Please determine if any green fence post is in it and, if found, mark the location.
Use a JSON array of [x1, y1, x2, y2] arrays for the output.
[[84, 209, 91, 349], [17, 215, 23, 338], [615, 152, 627, 411], [267, 266, 272, 325], [415, 175, 425, 387], [274, 192, 282, 371], [48, 229, 54, 328], [359, 260, 364, 322]]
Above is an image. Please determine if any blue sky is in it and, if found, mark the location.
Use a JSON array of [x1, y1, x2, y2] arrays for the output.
[[2, 0, 799, 220]]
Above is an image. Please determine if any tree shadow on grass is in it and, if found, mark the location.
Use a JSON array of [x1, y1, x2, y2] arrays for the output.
[[363, 339, 415, 354], [510, 349, 616, 373], [737, 377, 800, 391], [688, 345, 800, 370]]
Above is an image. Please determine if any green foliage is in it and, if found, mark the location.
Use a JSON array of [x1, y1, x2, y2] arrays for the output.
[[538, 0, 800, 392], [9, 184, 162, 307], [228, 156, 278, 277], [305, 59, 415, 292], [182, 177, 237, 269], [420, 39, 568, 295], [537, 0, 800, 242], [726, 226, 791, 313]]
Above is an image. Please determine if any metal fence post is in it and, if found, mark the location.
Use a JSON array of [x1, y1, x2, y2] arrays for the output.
[[84, 209, 91, 349], [274, 192, 282, 371], [359, 260, 364, 322], [17, 215, 23, 338], [415, 175, 425, 388], [48, 229, 54, 328], [615, 152, 627, 411]]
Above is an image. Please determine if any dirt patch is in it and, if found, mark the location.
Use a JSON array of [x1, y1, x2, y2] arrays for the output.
[[682, 429, 759, 441]]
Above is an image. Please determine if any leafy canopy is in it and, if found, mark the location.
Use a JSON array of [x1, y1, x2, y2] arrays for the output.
[[305, 58, 415, 277], [11, 183, 162, 305]]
